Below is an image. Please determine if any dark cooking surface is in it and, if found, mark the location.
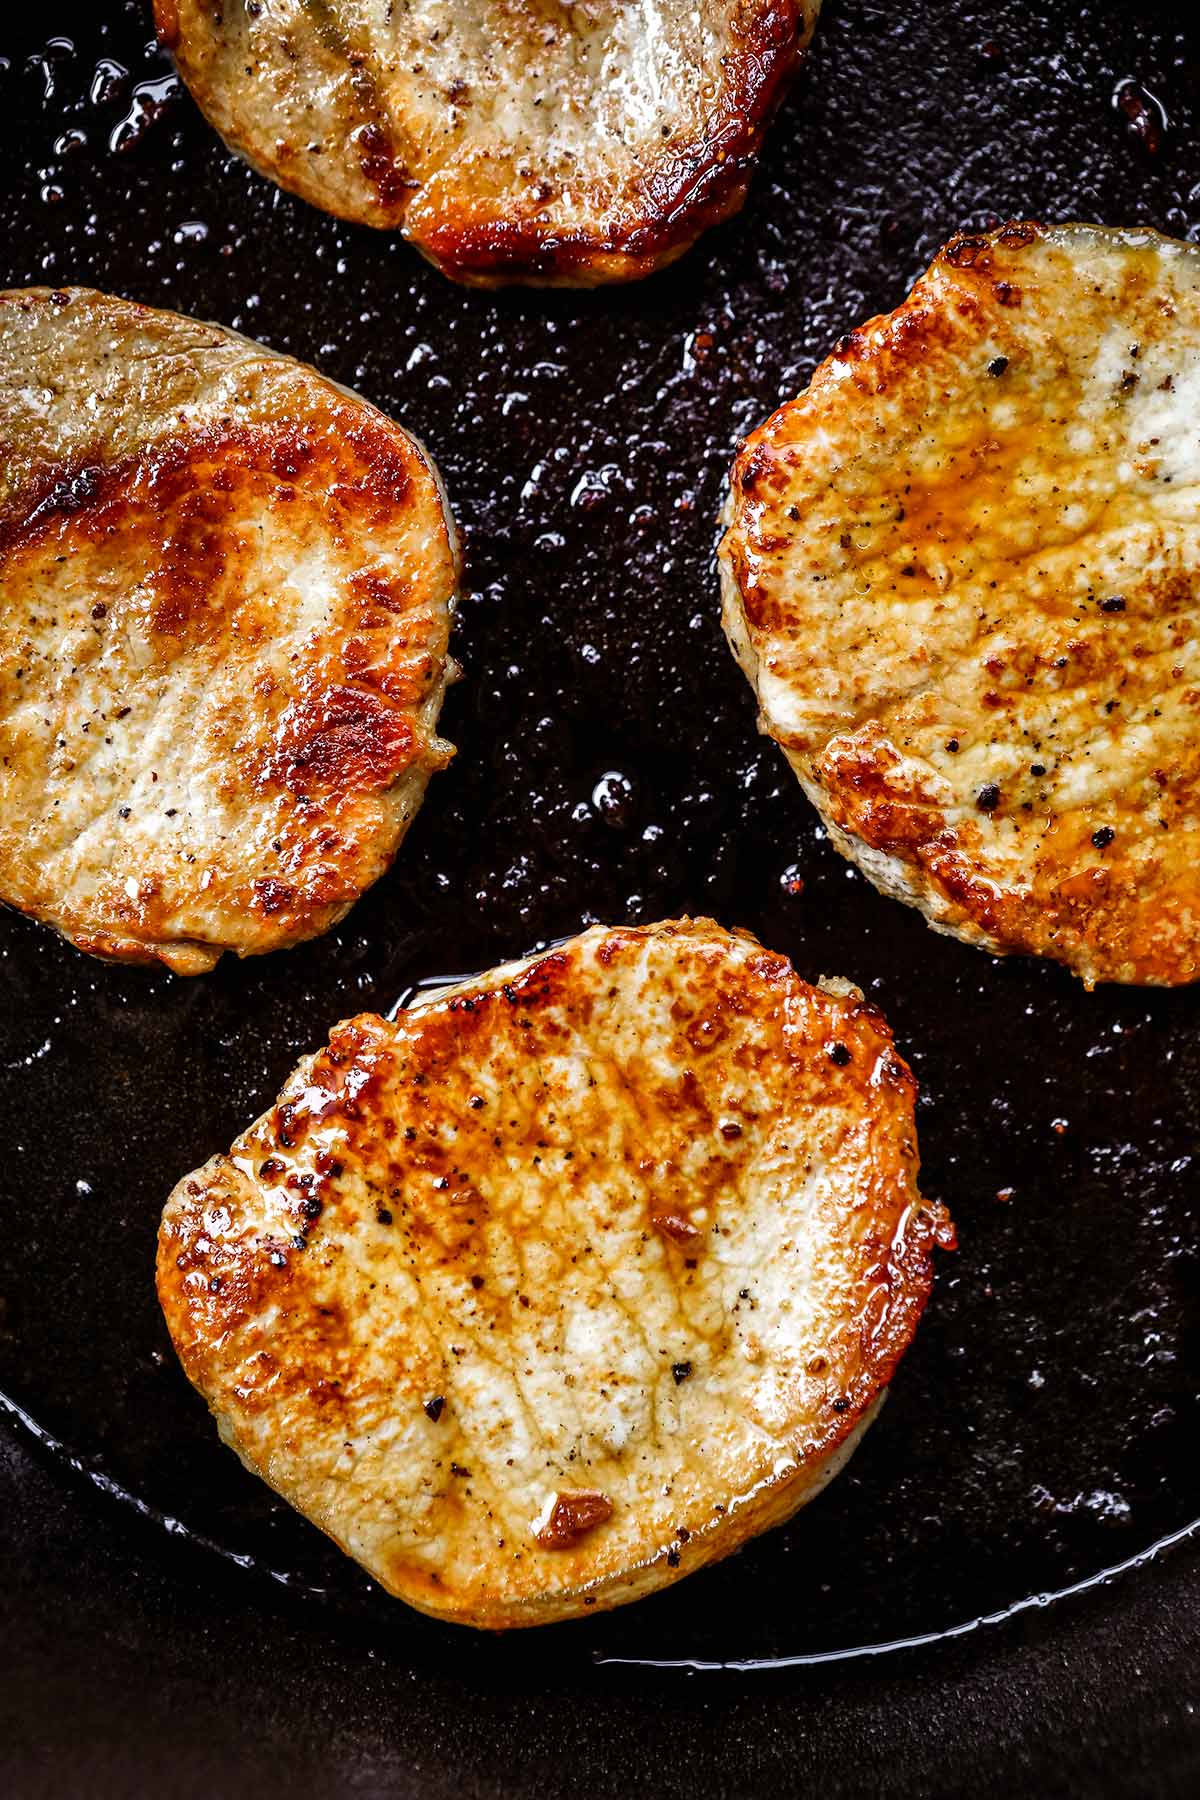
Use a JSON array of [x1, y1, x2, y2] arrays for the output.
[[2, 0, 1200, 1725]]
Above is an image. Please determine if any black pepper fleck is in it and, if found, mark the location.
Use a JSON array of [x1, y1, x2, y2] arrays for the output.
[[423, 1396, 445, 1423], [1092, 826, 1115, 849], [987, 356, 1009, 376], [672, 1361, 693, 1385], [976, 784, 1001, 813]]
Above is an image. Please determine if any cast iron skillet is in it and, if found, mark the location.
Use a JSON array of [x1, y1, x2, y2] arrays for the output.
[[2, 1, 1199, 1790]]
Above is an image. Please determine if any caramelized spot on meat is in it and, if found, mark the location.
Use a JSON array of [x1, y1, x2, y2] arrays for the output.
[[533, 1489, 614, 1549]]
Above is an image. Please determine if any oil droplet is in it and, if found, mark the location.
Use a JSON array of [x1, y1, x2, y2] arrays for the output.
[[90, 57, 128, 107], [591, 771, 635, 827], [1113, 77, 1168, 155], [109, 74, 180, 155]]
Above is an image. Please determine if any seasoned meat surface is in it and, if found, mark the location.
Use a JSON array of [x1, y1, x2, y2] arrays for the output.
[[721, 223, 1200, 986], [156, 1, 821, 286], [0, 287, 459, 973], [159, 918, 948, 1628]]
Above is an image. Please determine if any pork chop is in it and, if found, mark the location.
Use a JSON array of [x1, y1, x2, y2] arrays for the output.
[[720, 222, 1200, 987], [155, 1, 822, 286], [158, 917, 949, 1628], [0, 286, 459, 974]]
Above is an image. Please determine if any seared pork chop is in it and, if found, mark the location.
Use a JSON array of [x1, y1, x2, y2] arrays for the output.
[[721, 223, 1200, 986], [155, 1, 822, 286], [159, 917, 949, 1628], [0, 287, 459, 974]]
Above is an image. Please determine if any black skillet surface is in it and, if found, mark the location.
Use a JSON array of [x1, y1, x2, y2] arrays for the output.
[[3, 0, 1200, 1790]]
